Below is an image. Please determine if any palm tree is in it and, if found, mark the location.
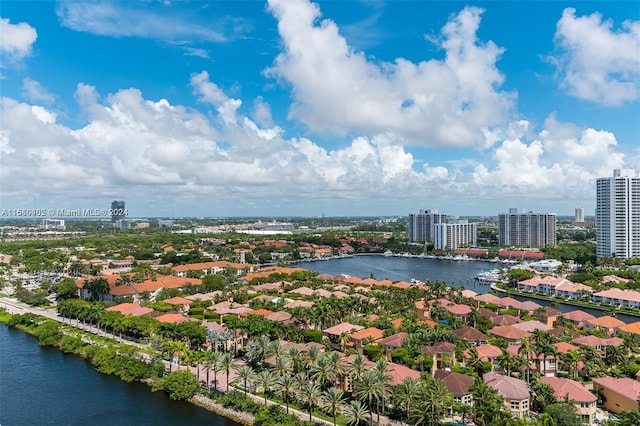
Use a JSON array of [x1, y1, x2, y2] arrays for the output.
[[497, 351, 517, 376], [393, 376, 422, 422], [561, 349, 580, 380], [321, 387, 345, 426], [304, 345, 321, 372], [218, 352, 236, 392], [272, 354, 293, 378], [297, 381, 322, 422], [254, 370, 276, 405], [345, 354, 368, 385], [275, 373, 296, 414], [205, 351, 222, 391], [234, 365, 256, 394], [470, 378, 506, 426], [412, 376, 453, 426], [353, 369, 382, 426], [518, 337, 533, 382], [344, 400, 369, 426], [311, 354, 337, 390], [374, 359, 392, 422]]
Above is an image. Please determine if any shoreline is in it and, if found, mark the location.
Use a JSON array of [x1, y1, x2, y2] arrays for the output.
[[490, 284, 640, 318], [0, 308, 252, 426]]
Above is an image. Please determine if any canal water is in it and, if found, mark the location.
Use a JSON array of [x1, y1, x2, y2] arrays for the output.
[[301, 255, 638, 324], [0, 325, 239, 426]]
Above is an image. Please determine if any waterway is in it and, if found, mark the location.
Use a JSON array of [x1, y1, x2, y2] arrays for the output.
[[301, 255, 496, 291], [300, 255, 638, 324], [0, 325, 239, 426]]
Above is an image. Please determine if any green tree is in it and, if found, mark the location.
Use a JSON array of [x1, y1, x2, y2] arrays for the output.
[[254, 370, 276, 405], [344, 400, 369, 426], [84, 277, 110, 301], [545, 402, 582, 426], [321, 387, 345, 426], [161, 370, 201, 400], [53, 278, 79, 299], [297, 381, 322, 422]]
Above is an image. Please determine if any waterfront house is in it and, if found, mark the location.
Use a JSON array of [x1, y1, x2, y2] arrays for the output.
[[483, 373, 530, 419], [555, 281, 593, 300], [593, 288, 640, 309], [593, 377, 640, 414], [540, 377, 597, 425]]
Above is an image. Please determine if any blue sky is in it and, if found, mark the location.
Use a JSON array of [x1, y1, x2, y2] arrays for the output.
[[1, 0, 638, 218]]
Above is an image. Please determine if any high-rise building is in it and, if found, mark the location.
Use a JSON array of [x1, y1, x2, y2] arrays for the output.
[[111, 200, 126, 222], [408, 209, 446, 242], [498, 209, 556, 248], [575, 207, 585, 223], [596, 169, 640, 259], [433, 220, 477, 251]]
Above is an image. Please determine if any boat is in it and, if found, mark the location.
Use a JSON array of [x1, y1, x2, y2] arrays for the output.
[[475, 269, 502, 284], [383, 250, 393, 257]]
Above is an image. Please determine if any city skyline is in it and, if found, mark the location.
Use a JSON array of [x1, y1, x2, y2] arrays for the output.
[[1, 1, 638, 217]]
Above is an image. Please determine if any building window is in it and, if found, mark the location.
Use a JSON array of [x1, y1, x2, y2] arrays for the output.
[[510, 400, 520, 410]]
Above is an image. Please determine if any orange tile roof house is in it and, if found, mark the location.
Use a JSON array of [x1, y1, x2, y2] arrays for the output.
[[155, 313, 190, 324], [484, 373, 530, 419], [105, 303, 154, 316], [541, 377, 597, 425], [617, 321, 640, 336], [572, 335, 624, 351], [349, 327, 385, 352], [593, 377, 640, 414], [488, 325, 532, 345], [562, 310, 596, 328], [584, 315, 626, 335], [76, 275, 201, 303], [323, 323, 364, 349]]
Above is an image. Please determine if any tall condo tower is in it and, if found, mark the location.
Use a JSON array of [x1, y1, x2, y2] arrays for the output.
[[408, 209, 446, 243], [575, 207, 585, 223], [498, 209, 556, 248], [596, 169, 640, 259]]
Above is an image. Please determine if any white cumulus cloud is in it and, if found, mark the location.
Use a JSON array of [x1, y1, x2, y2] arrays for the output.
[[552, 8, 640, 106], [0, 17, 37, 63], [266, 0, 515, 148]]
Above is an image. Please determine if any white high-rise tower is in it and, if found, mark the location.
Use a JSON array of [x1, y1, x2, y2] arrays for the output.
[[596, 169, 640, 259]]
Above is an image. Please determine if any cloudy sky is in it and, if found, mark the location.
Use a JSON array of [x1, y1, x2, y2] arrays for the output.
[[1, 0, 638, 218]]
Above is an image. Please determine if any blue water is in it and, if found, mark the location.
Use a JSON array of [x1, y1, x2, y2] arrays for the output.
[[0, 325, 239, 426], [301, 254, 496, 291], [301, 255, 638, 324]]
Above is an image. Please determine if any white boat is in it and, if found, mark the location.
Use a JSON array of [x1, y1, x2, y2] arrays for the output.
[[475, 269, 502, 284]]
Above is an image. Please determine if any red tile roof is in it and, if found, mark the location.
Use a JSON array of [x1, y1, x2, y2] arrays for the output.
[[541, 377, 596, 403]]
